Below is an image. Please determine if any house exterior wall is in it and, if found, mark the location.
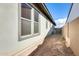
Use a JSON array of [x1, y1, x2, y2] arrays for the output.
[[0, 3, 53, 56], [62, 3, 79, 55], [62, 23, 70, 47]]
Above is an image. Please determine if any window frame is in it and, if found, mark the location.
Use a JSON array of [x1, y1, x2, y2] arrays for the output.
[[18, 3, 40, 41]]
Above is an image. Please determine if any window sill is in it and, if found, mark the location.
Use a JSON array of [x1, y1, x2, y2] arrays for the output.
[[18, 33, 40, 41]]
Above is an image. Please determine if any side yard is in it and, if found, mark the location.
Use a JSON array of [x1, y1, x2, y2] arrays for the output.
[[29, 34, 74, 56]]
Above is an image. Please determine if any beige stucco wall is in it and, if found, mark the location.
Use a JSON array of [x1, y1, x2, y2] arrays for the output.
[[69, 17, 79, 55], [0, 3, 53, 56], [63, 17, 79, 55], [62, 3, 79, 55], [62, 23, 70, 47]]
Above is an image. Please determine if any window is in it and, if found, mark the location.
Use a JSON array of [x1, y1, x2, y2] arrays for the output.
[[21, 3, 32, 36], [34, 10, 39, 33], [34, 10, 39, 22], [20, 3, 39, 40], [21, 19, 31, 35]]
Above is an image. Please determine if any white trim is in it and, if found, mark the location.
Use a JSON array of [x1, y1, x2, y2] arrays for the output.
[[31, 8, 34, 35], [21, 34, 32, 38], [18, 3, 21, 40], [21, 17, 32, 22]]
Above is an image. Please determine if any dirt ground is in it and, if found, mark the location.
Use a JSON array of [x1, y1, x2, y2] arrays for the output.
[[29, 34, 75, 56]]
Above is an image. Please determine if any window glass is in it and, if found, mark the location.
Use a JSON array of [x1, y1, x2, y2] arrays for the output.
[[21, 3, 31, 19], [34, 10, 39, 22], [21, 19, 31, 36], [34, 22, 39, 33]]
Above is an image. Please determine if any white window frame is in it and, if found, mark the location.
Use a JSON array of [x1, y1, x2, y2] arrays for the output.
[[18, 3, 40, 41]]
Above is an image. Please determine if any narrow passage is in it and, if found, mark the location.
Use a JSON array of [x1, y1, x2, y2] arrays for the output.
[[30, 34, 74, 56]]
